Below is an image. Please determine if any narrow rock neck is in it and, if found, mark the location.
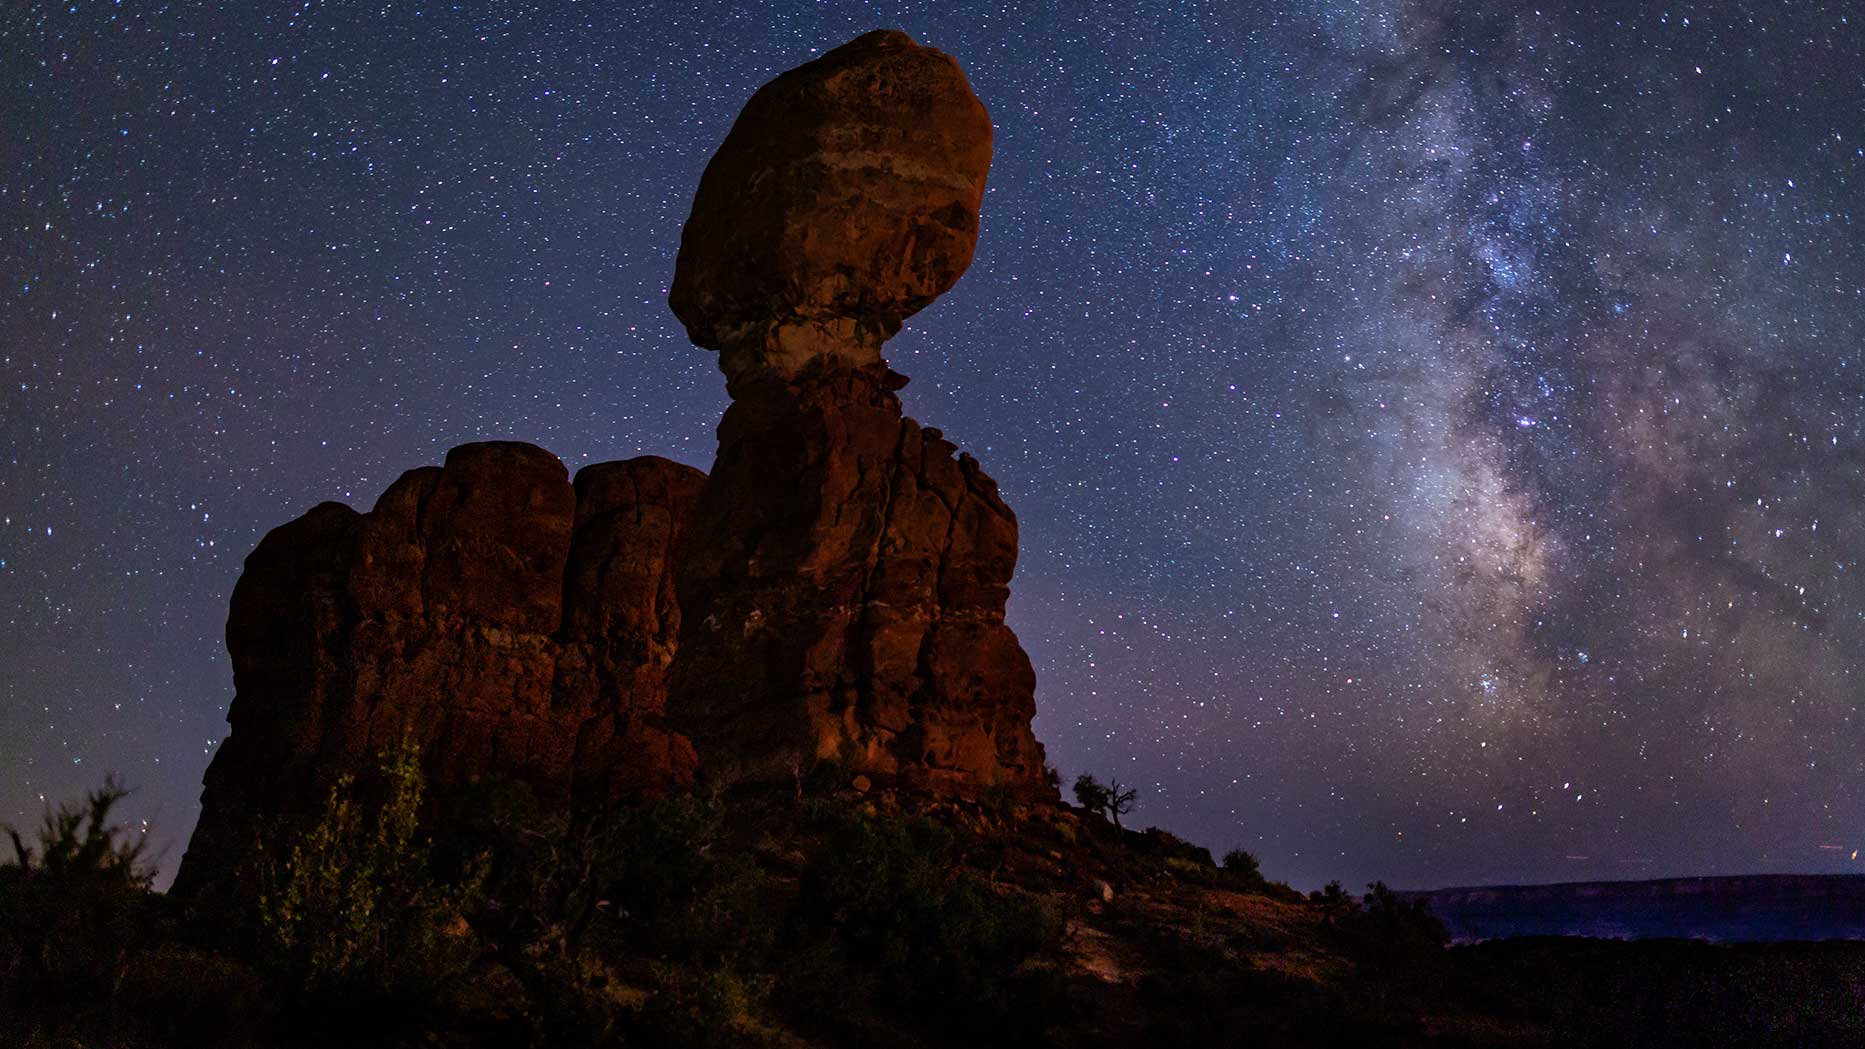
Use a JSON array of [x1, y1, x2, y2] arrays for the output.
[[715, 317, 899, 398]]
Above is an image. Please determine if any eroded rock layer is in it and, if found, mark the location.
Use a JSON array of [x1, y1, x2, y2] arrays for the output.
[[174, 443, 704, 895]]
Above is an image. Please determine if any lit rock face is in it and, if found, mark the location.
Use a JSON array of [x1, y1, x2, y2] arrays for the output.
[[667, 31, 1049, 793], [668, 29, 994, 391], [174, 443, 705, 895]]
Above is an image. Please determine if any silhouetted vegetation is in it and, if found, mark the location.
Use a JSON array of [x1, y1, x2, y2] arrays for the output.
[[1, 778, 154, 1002], [1446, 937, 1865, 1049], [1072, 772, 1138, 827], [1219, 847, 1274, 894], [9, 773, 1865, 1048]]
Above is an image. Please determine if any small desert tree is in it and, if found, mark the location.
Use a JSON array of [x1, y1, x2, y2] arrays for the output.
[[1105, 780, 1138, 827], [1072, 774, 1139, 827]]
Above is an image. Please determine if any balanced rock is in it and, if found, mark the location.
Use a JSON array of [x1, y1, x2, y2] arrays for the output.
[[177, 30, 1051, 898], [668, 29, 994, 389], [174, 443, 705, 895], [666, 31, 1049, 794]]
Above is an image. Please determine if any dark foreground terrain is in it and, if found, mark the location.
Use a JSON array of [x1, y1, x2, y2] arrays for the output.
[[6, 764, 1865, 1049]]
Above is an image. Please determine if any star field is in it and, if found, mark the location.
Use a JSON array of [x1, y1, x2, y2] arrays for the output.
[[4, 1, 1863, 890]]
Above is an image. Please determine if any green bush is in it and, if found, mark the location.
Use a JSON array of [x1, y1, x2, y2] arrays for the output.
[[612, 793, 766, 964], [785, 810, 1063, 1039], [250, 734, 484, 1005]]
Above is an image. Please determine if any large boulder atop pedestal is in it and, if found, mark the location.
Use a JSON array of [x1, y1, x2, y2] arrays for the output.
[[665, 31, 1049, 795], [176, 29, 1051, 902], [668, 29, 993, 386]]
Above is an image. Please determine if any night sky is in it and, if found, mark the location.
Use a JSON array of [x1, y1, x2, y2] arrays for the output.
[[5, 1, 1863, 891]]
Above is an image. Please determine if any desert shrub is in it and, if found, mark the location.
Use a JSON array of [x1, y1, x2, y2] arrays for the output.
[[443, 784, 772, 1046], [0, 778, 156, 1005], [1222, 848, 1261, 879], [1072, 773, 1138, 827], [981, 781, 1020, 813], [115, 943, 272, 1047], [1352, 881, 1448, 953], [251, 734, 484, 1007], [446, 778, 632, 955], [611, 792, 766, 964], [1311, 879, 1352, 908], [1220, 848, 1279, 895], [632, 962, 767, 1049], [438, 779, 633, 1046], [1335, 881, 1451, 1017], [783, 810, 1063, 1039]]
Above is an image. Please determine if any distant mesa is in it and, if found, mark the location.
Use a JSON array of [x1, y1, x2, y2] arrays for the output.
[[1409, 874, 1865, 943], [176, 29, 1046, 897]]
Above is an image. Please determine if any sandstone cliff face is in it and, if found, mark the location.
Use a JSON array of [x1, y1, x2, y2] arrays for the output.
[[665, 30, 1049, 792], [175, 444, 704, 895]]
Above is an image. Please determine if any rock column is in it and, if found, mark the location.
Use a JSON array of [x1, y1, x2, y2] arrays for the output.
[[666, 30, 1048, 793]]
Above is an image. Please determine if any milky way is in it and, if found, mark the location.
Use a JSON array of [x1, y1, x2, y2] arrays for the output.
[[4, 1, 1861, 889]]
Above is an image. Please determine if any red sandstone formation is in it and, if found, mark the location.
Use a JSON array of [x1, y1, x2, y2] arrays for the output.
[[176, 28, 1050, 895], [174, 444, 704, 895], [665, 30, 1049, 792]]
